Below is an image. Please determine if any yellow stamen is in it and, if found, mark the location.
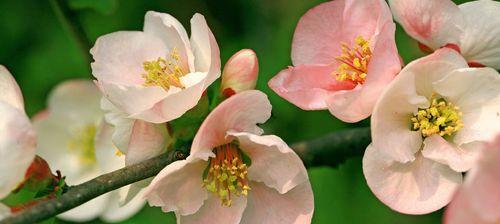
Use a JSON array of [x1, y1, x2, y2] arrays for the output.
[[203, 143, 250, 207], [411, 96, 463, 137], [333, 35, 372, 84], [142, 48, 186, 91], [68, 124, 97, 165]]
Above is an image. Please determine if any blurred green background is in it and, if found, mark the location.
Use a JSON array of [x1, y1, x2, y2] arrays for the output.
[[0, 0, 474, 223]]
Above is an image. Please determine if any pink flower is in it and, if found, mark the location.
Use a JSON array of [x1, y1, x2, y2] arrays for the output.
[[220, 49, 259, 98], [143, 90, 314, 224], [268, 0, 401, 122], [363, 49, 500, 214], [444, 135, 500, 224], [91, 11, 220, 124], [389, 0, 500, 69]]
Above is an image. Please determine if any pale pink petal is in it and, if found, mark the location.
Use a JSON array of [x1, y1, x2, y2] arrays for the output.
[[190, 13, 221, 87], [228, 132, 308, 194], [327, 22, 400, 122], [190, 90, 272, 160], [459, 0, 500, 69], [94, 121, 124, 173], [0, 102, 36, 199], [341, 0, 393, 42], [389, 0, 465, 49], [0, 203, 10, 220], [0, 66, 24, 111], [144, 11, 194, 72], [124, 119, 169, 166], [240, 181, 313, 224], [362, 144, 462, 214], [268, 65, 354, 110], [177, 194, 247, 224], [58, 194, 110, 222], [100, 188, 145, 223], [144, 158, 208, 216], [433, 67, 500, 145], [422, 135, 481, 172], [221, 49, 259, 94]]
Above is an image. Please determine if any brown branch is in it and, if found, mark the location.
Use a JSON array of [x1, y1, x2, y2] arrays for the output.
[[0, 127, 370, 224]]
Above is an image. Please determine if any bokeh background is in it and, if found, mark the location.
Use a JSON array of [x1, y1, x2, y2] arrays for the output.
[[0, 0, 474, 223]]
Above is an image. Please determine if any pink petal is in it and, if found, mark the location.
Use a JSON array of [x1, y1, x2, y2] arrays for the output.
[[124, 119, 169, 166], [228, 132, 309, 194], [177, 194, 247, 224], [190, 13, 221, 87], [190, 90, 272, 160], [327, 22, 400, 122], [362, 144, 462, 214], [240, 181, 314, 224], [389, 0, 465, 49], [422, 135, 481, 172], [144, 158, 208, 216], [268, 65, 354, 110], [0, 66, 24, 111], [0, 102, 36, 199]]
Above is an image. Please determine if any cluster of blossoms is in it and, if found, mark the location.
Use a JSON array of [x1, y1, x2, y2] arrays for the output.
[[0, 0, 498, 223]]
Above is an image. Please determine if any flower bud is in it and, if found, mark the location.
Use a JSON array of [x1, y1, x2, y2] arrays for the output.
[[221, 49, 259, 98]]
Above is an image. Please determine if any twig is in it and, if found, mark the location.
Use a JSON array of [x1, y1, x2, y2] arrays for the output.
[[0, 127, 370, 224]]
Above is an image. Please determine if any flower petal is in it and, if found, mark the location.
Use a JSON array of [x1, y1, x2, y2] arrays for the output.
[[389, 0, 465, 49], [144, 158, 208, 216], [327, 22, 400, 122], [240, 181, 314, 224], [422, 135, 481, 172], [458, 0, 500, 69], [190, 13, 221, 87], [144, 11, 194, 72], [433, 67, 500, 145], [268, 65, 354, 110], [0, 203, 10, 220], [228, 132, 308, 194], [177, 194, 247, 224], [58, 194, 110, 222], [0, 102, 36, 198], [190, 90, 272, 160], [0, 66, 24, 111], [100, 189, 145, 223], [362, 144, 462, 214]]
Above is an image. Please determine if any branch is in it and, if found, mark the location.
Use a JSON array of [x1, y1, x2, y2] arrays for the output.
[[0, 127, 370, 224]]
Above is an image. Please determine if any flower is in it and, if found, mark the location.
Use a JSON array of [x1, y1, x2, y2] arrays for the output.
[[220, 49, 259, 98], [0, 66, 36, 219], [33, 80, 145, 222], [268, 0, 401, 122], [362, 48, 500, 214], [143, 90, 314, 224], [91, 11, 220, 124], [389, 0, 500, 69], [444, 135, 500, 224]]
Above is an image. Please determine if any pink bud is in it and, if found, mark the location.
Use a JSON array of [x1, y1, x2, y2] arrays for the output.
[[221, 49, 259, 98]]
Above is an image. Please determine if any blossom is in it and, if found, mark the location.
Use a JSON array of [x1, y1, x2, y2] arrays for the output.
[[0, 66, 36, 219], [444, 135, 500, 224], [33, 80, 145, 222], [268, 0, 401, 122], [362, 48, 500, 214], [389, 0, 500, 69], [143, 90, 314, 224], [91, 11, 220, 124], [220, 49, 259, 98]]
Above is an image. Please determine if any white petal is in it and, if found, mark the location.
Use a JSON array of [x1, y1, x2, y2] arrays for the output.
[[0, 203, 10, 220], [0, 66, 24, 111], [190, 13, 221, 87], [144, 11, 194, 72], [0, 102, 36, 198], [241, 181, 314, 224], [422, 135, 481, 172], [94, 122, 124, 173], [177, 194, 247, 224], [144, 158, 208, 216], [100, 188, 145, 223], [363, 144, 462, 214], [459, 0, 500, 69], [228, 132, 308, 194], [58, 193, 110, 222]]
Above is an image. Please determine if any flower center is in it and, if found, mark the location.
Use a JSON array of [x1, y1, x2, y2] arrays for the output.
[[203, 143, 250, 207], [333, 36, 372, 85], [142, 48, 186, 91], [411, 96, 463, 138], [68, 124, 97, 165]]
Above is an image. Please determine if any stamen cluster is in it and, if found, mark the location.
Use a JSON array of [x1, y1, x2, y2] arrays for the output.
[[333, 36, 372, 84], [411, 97, 463, 137], [203, 143, 250, 207], [142, 49, 186, 91], [68, 124, 97, 164]]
